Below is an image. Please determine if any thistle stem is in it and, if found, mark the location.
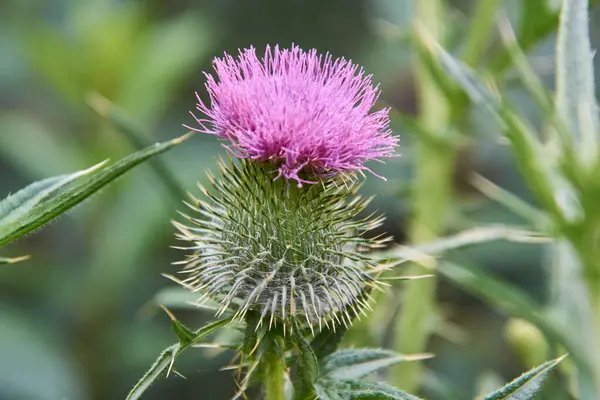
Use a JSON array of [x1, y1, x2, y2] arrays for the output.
[[391, 0, 452, 392], [265, 341, 286, 400]]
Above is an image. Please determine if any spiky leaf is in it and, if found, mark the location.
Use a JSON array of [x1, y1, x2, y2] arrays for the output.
[[126, 344, 180, 400], [0, 162, 104, 228], [0, 133, 194, 247], [320, 349, 432, 381], [126, 316, 232, 400], [482, 355, 566, 400], [316, 379, 422, 400]]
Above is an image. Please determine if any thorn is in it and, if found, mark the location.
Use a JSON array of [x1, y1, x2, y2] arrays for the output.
[[172, 369, 187, 379], [160, 305, 177, 322]]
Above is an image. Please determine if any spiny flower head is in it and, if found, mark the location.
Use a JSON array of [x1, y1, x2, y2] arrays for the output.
[[188, 45, 398, 186], [172, 160, 389, 332]]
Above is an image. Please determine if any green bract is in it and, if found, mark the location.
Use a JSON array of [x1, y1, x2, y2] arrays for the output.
[[172, 159, 388, 331]]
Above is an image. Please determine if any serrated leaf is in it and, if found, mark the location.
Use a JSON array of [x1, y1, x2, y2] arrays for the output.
[[0, 132, 194, 247], [482, 355, 567, 400], [126, 344, 180, 400], [320, 349, 432, 381], [316, 379, 422, 400], [0, 162, 105, 225], [126, 316, 232, 400]]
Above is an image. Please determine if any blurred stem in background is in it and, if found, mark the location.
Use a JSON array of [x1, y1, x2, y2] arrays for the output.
[[392, 0, 451, 391], [392, 0, 504, 392]]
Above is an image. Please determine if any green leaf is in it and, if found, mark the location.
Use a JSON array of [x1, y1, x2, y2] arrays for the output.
[[310, 326, 347, 361], [482, 355, 567, 400], [470, 174, 550, 231], [171, 319, 196, 345], [0, 132, 194, 248], [0, 162, 105, 224], [320, 349, 433, 381], [435, 261, 593, 381], [126, 316, 232, 400], [377, 225, 546, 264], [417, 27, 570, 222], [316, 379, 422, 400], [293, 320, 319, 400], [126, 344, 180, 400], [556, 0, 600, 166], [489, 0, 560, 74]]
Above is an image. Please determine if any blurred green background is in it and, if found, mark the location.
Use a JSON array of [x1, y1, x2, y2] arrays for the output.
[[1, 0, 599, 399]]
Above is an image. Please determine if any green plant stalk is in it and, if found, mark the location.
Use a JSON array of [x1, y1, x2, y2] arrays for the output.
[[391, 0, 453, 392], [265, 339, 286, 400], [462, 0, 501, 67]]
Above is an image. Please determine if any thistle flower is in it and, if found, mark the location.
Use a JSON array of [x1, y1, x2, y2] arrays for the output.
[[172, 160, 389, 332], [187, 45, 398, 186]]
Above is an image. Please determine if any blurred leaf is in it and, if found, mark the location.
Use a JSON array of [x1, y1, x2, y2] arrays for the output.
[[0, 307, 85, 400], [489, 0, 559, 74], [153, 286, 217, 311], [556, 0, 600, 167], [462, 0, 501, 66], [127, 316, 233, 400], [0, 113, 86, 177], [319, 349, 433, 381], [470, 174, 550, 230], [0, 132, 194, 247], [88, 92, 186, 202], [378, 275, 433, 282], [395, 113, 461, 151], [378, 225, 547, 265], [422, 369, 466, 400], [411, 26, 469, 117], [0, 255, 30, 265], [476, 371, 506, 399], [117, 12, 212, 124], [315, 379, 422, 400], [482, 355, 566, 400], [417, 26, 570, 222], [436, 261, 593, 383]]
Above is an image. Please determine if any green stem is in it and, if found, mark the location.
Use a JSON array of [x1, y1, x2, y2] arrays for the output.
[[391, 0, 453, 392], [265, 341, 286, 400], [462, 0, 501, 67]]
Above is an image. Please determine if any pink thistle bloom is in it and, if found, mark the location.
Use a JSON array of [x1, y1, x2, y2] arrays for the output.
[[187, 45, 398, 186]]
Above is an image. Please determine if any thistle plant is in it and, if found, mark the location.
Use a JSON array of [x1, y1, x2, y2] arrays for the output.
[[125, 44, 567, 400], [172, 45, 399, 334]]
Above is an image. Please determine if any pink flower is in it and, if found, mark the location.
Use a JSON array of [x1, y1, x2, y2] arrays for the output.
[[187, 45, 398, 186]]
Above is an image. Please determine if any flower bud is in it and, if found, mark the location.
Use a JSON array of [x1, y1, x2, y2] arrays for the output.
[[173, 160, 388, 331]]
